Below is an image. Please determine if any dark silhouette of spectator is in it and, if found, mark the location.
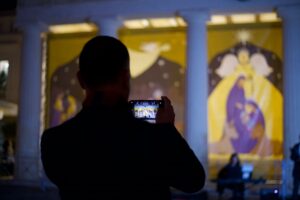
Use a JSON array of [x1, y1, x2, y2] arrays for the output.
[[41, 36, 205, 200], [2, 139, 14, 175], [217, 153, 244, 200], [2, 139, 9, 161], [291, 136, 300, 200]]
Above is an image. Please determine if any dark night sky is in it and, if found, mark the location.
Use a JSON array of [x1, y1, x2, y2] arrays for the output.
[[0, 0, 17, 12]]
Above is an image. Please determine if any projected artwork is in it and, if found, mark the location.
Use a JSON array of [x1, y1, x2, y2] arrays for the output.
[[50, 58, 83, 127], [208, 42, 283, 157], [118, 30, 187, 131], [49, 42, 184, 128], [129, 42, 185, 130]]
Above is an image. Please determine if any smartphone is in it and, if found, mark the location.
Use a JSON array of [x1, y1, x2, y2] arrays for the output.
[[129, 100, 163, 122]]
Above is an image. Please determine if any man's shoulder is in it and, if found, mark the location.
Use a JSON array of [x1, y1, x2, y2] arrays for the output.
[[42, 118, 77, 140]]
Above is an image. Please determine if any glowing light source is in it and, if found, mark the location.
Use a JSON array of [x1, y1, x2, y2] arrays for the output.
[[122, 12, 279, 29], [0, 60, 9, 75], [141, 19, 150, 27], [210, 15, 227, 24], [176, 17, 186, 26], [231, 14, 256, 24], [49, 23, 97, 34], [124, 19, 150, 29], [124, 17, 186, 29], [150, 18, 178, 28], [259, 12, 279, 22]]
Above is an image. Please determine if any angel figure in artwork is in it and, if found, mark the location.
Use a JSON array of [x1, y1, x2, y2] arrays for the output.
[[209, 47, 282, 156]]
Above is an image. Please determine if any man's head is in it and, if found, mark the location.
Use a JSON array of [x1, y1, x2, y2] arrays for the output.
[[78, 36, 130, 101]]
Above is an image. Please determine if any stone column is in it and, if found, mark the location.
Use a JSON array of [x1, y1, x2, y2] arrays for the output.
[[15, 22, 44, 183], [181, 10, 210, 175], [278, 4, 300, 197], [93, 17, 122, 38]]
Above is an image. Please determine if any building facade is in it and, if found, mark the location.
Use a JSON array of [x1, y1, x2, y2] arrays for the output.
[[8, 0, 300, 196]]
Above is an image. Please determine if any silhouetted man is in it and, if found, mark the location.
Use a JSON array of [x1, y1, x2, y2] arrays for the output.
[[41, 36, 205, 200], [291, 136, 300, 200]]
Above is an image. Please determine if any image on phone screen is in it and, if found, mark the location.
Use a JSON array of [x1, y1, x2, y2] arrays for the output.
[[129, 100, 163, 123]]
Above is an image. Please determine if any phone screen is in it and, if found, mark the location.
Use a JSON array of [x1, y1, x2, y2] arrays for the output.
[[129, 100, 163, 123]]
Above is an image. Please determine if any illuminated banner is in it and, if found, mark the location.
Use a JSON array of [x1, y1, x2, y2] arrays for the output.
[[207, 24, 283, 180], [208, 39, 283, 158], [47, 31, 186, 131], [46, 26, 283, 179], [120, 30, 186, 132]]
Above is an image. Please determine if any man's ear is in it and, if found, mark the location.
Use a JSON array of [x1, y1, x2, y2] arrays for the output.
[[77, 71, 87, 89]]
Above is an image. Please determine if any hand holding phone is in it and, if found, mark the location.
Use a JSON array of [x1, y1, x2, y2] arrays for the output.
[[156, 96, 175, 124]]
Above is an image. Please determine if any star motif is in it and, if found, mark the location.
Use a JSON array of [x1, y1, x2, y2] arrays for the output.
[[70, 79, 76, 85], [237, 29, 251, 43], [179, 68, 185, 74], [277, 73, 281, 79], [148, 82, 155, 88], [153, 89, 163, 99], [64, 67, 69, 73], [163, 73, 169, 79], [158, 59, 165, 67], [211, 79, 216, 85], [53, 76, 58, 82]]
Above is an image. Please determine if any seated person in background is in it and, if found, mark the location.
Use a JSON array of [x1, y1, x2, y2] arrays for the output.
[[217, 153, 245, 199]]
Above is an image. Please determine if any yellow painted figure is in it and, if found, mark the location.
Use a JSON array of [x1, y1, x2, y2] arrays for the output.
[[53, 93, 78, 124]]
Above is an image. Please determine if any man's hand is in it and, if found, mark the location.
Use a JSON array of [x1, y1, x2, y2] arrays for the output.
[[156, 96, 175, 124]]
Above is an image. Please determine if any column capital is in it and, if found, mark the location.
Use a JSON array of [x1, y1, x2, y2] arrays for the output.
[[91, 16, 123, 27], [178, 9, 210, 25], [90, 16, 123, 37], [15, 20, 48, 33], [277, 4, 300, 20]]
